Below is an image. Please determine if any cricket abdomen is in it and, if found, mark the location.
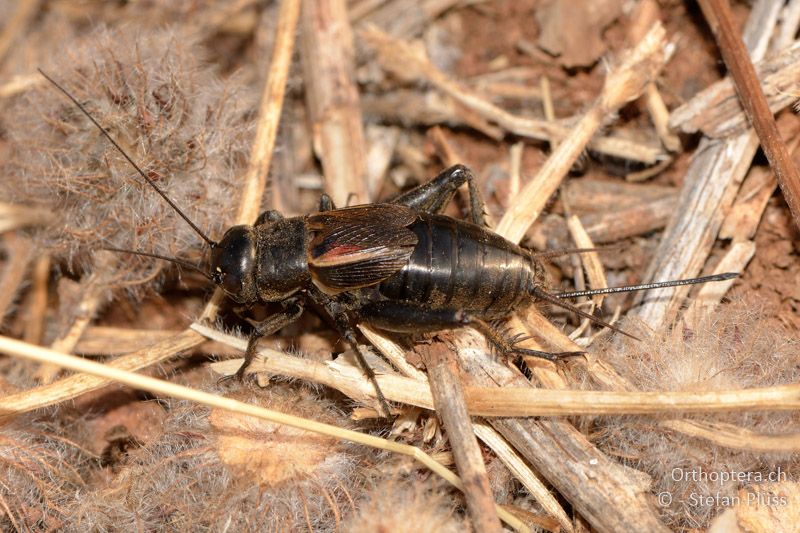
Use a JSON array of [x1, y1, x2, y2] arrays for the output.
[[379, 213, 540, 317]]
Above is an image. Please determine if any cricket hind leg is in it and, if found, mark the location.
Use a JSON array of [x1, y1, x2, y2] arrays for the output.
[[358, 300, 582, 362], [391, 164, 489, 227], [220, 299, 305, 384]]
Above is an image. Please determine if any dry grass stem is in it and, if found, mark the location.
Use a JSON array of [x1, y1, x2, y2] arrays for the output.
[[237, 0, 301, 224], [495, 23, 669, 244], [33, 253, 117, 383], [660, 420, 800, 453], [199, 324, 800, 416], [0, 73, 41, 98], [0, 334, 527, 533], [360, 25, 664, 165], [0, 329, 204, 417], [473, 421, 573, 533], [301, 0, 369, 205], [628, 0, 680, 152], [358, 324, 427, 381], [681, 241, 755, 324]]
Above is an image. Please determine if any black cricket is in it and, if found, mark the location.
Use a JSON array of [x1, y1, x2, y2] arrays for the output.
[[41, 70, 736, 416]]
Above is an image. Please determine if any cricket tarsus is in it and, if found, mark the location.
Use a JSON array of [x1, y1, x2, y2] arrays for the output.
[[554, 272, 739, 300], [37, 68, 217, 248]]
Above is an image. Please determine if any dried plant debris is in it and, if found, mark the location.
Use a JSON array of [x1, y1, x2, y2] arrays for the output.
[[0, 409, 97, 531], [1, 26, 255, 296], [589, 300, 800, 528], [343, 476, 467, 533]]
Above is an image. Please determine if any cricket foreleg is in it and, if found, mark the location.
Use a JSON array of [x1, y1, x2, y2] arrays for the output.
[[391, 164, 489, 226], [226, 299, 305, 383]]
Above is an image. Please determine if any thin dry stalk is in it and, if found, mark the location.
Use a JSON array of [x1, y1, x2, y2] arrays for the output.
[[633, 0, 786, 329], [33, 253, 116, 383], [0, 330, 203, 416], [360, 26, 664, 165], [495, 22, 668, 244], [237, 0, 302, 224], [301, 0, 369, 205], [0, 333, 527, 533], [418, 342, 502, 532], [660, 420, 800, 453], [200, 325, 800, 417], [700, 0, 800, 232], [628, 0, 680, 152]]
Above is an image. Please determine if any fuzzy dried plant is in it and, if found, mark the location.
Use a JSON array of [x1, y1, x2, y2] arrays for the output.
[[1, 26, 255, 297], [67, 383, 369, 532], [0, 409, 95, 531], [587, 298, 800, 528], [342, 476, 467, 533]]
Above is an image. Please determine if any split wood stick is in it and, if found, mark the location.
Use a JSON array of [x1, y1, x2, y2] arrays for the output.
[[301, 0, 369, 205], [669, 41, 800, 138], [699, 0, 800, 231], [419, 342, 502, 533]]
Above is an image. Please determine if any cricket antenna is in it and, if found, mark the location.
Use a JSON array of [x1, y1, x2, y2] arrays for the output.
[[554, 273, 738, 299], [38, 68, 218, 248], [102, 247, 212, 280]]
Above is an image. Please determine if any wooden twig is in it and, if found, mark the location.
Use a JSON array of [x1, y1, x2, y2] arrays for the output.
[[301, 0, 369, 205], [418, 341, 502, 533], [632, 0, 787, 330], [698, 0, 800, 231]]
